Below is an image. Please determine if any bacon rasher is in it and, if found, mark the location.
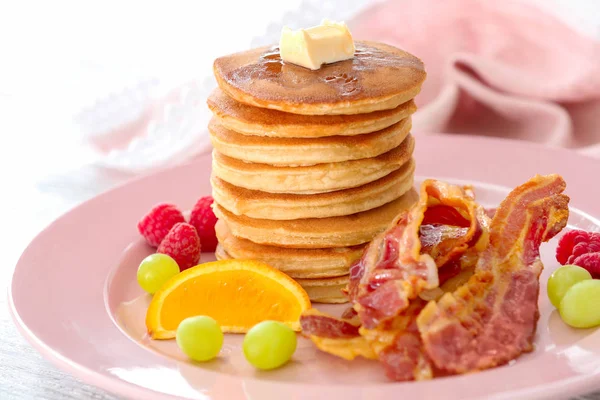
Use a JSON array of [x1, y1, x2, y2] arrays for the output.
[[301, 180, 490, 380], [300, 308, 377, 361], [360, 299, 432, 380], [417, 174, 569, 374], [348, 180, 489, 329], [300, 176, 567, 381]]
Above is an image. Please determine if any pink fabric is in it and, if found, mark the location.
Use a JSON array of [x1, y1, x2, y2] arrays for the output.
[[350, 0, 600, 156]]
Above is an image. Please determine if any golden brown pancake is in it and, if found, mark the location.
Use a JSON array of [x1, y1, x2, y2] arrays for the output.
[[213, 41, 426, 115], [212, 188, 418, 248], [212, 158, 415, 220], [207, 88, 417, 137], [215, 245, 350, 303], [215, 220, 362, 278], [208, 116, 411, 166], [295, 275, 349, 304], [211, 134, 415, 194]]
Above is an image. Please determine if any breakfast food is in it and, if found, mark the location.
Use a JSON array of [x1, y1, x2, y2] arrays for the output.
[[211, 137, 414, 194], [213, 42, 425, 115], [208, 116, 412, 166], [211, 159, 415, 220], [213, 190, 418, 248], [145, 259, 311, 338], [301, 175, 569, 381], [114, 19, 600, 381], [207, 88, 416, 138], [418, 175, 568, 375], [295, 275, 349, 304], [214, 220, 362, 278], [207, 21, 425, 302], [133, 19, 594, 380]]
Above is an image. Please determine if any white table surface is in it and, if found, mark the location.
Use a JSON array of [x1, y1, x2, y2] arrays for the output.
[[2, 1, 600, 398]]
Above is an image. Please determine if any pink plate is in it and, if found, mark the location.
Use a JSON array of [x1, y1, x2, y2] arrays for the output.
[[9, 134, 600, 400]]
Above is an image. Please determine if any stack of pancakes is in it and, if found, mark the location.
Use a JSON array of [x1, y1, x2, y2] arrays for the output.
[[208, 41, 426, 303]]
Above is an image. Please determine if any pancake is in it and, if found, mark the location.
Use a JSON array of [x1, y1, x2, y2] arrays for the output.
[[211, 134, 415, 194], [215, 245, 349, 303], [296, 275, 349, 304], [208, 88, 417, 138], [213, 188, 419, 248], [208, 116, 411, 166], [213, 41, 426, 115], [212, 158, 415, 220], [215, 220, 362, 278]]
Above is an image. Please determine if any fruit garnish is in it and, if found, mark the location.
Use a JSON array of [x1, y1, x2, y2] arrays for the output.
[[157, 222, 201, 271], [145, 259, 311, 339], [137, 203, 185, 247], [176, 316, 223, 362], [137, 253, 180, 294], [570, 252, 600, 278], [243, 321, 297, 370], [556, 229, 600, 265], [189, 195, 218, 252], [559, 280, 600, 328], [547, 265, 592, 308]]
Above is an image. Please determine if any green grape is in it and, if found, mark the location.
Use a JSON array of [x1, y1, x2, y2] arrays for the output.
[[137, 253, 180, 294], [243, 321, 297, 370], [559, 280, 600, 328], [547, 265, 592, 308], [176, 316, 223, 362]]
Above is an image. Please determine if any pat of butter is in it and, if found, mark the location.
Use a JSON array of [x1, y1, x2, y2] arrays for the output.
[[279, 19, 355, 70]]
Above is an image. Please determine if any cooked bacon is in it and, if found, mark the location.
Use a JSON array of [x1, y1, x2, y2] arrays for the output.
[[341, 306, 358, 320], [422, 206, 471, 227], [308, 336, 378, 361], [420, 225, 469, 267], [379, 331, 432, 381], [348, 180, 488, 329], [417, 175, 569, 374], [300, 309, 376, 360], [300, 308, 360, 339], [360, 299, 433, 381]]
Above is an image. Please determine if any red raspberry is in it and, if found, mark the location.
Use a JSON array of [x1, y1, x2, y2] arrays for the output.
[[571, 252, 600, 278], [567, 241, 600, 264], [189, 196, 218, 252], [137, 203, 185, 247], [157, 223, 201, 271], [556, 230, 600, 265]]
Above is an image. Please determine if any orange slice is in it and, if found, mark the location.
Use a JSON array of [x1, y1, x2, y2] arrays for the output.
[[146, 259, 311, 339]]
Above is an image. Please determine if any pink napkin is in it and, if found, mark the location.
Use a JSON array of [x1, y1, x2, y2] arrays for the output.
[[350, 0, 600, 157]]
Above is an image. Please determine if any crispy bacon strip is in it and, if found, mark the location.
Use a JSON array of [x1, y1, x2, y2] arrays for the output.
[[361, 299, 433, 381], [300, 308, 360, 338], [349, 180, 488, 329], [300, 309, 376, 360], [379, 332, 432, 381], [417, 174, 569, 374]]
